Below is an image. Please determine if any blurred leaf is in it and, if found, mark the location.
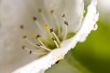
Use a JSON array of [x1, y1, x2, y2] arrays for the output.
[[69, 18, 110, 73]]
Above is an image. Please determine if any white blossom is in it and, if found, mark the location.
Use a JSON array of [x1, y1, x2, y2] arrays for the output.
[[0, 0, 99, 73]]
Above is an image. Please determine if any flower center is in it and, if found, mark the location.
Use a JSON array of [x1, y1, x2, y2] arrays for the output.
[[20, 8, 75, 56]]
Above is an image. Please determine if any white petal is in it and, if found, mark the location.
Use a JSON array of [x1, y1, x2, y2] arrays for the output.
[[12, 0, 99, 73], [0, 0, 39, 73]]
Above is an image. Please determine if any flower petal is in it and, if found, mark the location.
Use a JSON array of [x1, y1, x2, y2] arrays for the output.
[[0, 0, 40, 72]]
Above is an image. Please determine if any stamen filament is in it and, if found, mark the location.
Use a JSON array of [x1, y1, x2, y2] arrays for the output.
[[36, 35, 52, 52], [22, 46, 33, 54], [35, 20, 43, 31], [52, 38, 60, 48], [26, 38, 51, 52], [39, 45, 51, 52], [50, 10, 61, 36], [24, 38, 39, 48], [38, 8, 47, 23], [22, 45, 47, 55], [23, 34, 51, 52], [50, 28, 61, 44], [63, 21, 68, 40]]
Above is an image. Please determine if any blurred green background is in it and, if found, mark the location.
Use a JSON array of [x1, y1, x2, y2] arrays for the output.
[[46, 0, 110, 73]]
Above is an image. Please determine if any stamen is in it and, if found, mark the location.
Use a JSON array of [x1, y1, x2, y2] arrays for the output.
[[38, 45, 51, 52], [64, 21, 69, 26], [29, 50, 32, 54], [21, 9, 74, 55], [36, 35, 52, 52], [50, 10, 54, 14], [22, 45, 46, 55], [62, 14, 66, 18], [22, 45, 26, 50], [50, 10, 61, 36], [20, 25, 24, 29], [22, 45, 33, 54], [36, 44, 52, 52], [33, 16, 43, 31], [36, 44, 48, 50], [23, 37, 51, 52], [33, 16, 37, 21], [50, 28, 61, 45], [41, 24, 59, 49], [36, 34, 41, 38], [63, 21, 69, 40], [24, 38, 39, 48], [52, 38, 60, 48], [23, 35, 27, 39], [22, 34, 51, 52], [38, 8, 47, 23], [61, 13, 69, 40]]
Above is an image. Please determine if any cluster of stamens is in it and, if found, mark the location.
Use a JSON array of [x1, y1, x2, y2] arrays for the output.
[[20, 8, 71, 56]]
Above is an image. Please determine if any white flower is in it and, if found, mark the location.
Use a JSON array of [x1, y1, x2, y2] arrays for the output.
[[0, 0, 99, 73]]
